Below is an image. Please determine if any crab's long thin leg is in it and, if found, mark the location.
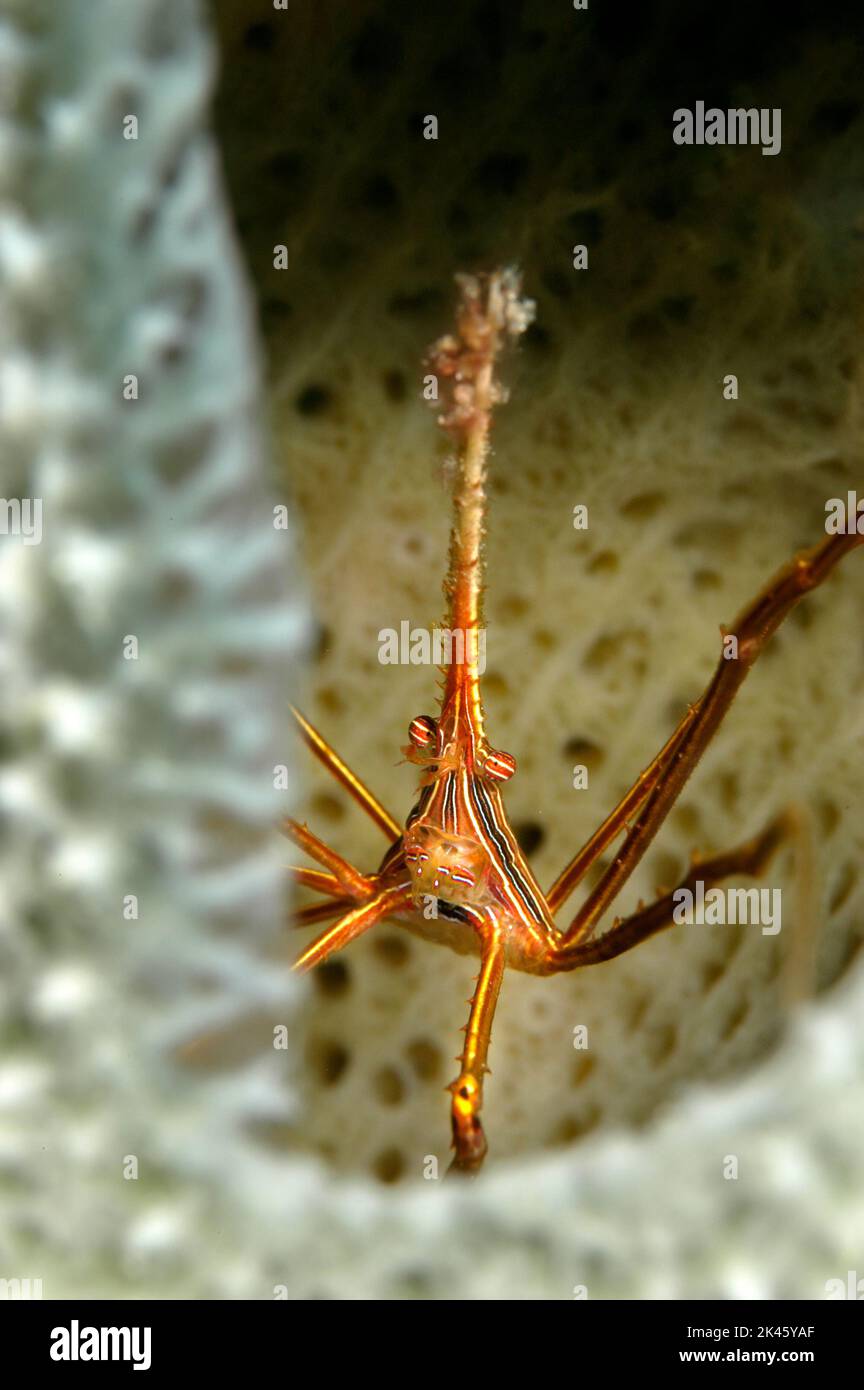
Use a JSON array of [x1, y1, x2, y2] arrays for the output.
[[448, 914, 506, 1174], [290, 898, 354, 928], [545, 713, 700, 914], [292, 882, 413, 974], [778, 802, 818, 1006], [290, 704, 400, 841], [548, 811, 789, 970], [289, 865, 347, 896], [280, 817, 372, 899], [557, 529, 863, 949]]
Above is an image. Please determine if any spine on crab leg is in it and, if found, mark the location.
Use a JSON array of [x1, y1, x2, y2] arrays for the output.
[[430, 271, 534, 750]]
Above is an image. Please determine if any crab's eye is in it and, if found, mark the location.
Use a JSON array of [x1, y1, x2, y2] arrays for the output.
[[482, 748, 516, 783], [408, 714, 438, 749]]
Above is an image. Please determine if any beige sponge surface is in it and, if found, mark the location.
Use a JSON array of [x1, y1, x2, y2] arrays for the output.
[[214, 1, 864, 1183]]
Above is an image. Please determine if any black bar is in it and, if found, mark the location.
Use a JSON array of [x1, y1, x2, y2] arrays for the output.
[[6, 1300, 859, 1374]]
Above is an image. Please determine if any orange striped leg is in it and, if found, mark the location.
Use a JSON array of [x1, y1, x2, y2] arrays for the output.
[[292, 882, 413, 974], [289, 865, 346, 897], [290, 705, 400, 840], [280, 817, 371, 899], [291, 898, 354, 928], [288, 859, 363, 927], [545, 710, 701, 915], [448, 918, 506, 1175], [287, 863, 365, 927], [556, 530, 863, 949], [548, 812, 789, 970]]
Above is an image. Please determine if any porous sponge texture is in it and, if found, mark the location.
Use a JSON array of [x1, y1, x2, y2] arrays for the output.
[[0, 0, 306, 1296], [213, 1, 864, 1181]]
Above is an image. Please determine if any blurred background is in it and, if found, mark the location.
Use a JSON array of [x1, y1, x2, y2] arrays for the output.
[[0, 0, 863, 1299]]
